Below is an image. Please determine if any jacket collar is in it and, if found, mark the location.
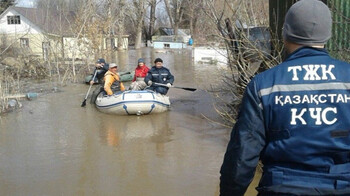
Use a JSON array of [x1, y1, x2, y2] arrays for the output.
[[152, 66, 163, 70], [285, 46, 329, 62], [105, 70, 117, 76]]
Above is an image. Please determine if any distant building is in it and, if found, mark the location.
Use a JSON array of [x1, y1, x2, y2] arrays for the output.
[[0, 6, 129, 60], [193, 47, 228, 65], [152, 27, 191, 49]]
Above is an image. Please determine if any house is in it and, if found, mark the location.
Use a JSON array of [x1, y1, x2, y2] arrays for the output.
[[0, 6, 129, 61], [193, 47, 228, 65], [0, 6, 67, 60], [152, 27, 191, 49]]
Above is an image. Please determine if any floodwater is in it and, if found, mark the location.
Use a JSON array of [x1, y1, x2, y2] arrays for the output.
[[0, 48, 260, 196]]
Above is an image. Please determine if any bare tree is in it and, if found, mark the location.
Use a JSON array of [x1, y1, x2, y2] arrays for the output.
[[132, 0, 146, 49], [163, 0, 185, 36], [0, 0, 15, 14], [115, 0, 127, 51], [201, 0, 279, 125], [182, 0, 202, 37], [61, 0, 95, 82], [147, 0, 157, 41]]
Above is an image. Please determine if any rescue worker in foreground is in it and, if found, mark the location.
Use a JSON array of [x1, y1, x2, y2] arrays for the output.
[[104, 63, 125, 96], [220, 0, 350, 195], [144, 58, 174, 95], [90, 58, 109, 85], [129, 58, 150, 90]]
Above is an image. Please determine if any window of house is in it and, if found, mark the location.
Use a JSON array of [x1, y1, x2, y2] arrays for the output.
[[20, 38, 29, 48], [7, 15, 21, 25], [164, 43, 170, 48]]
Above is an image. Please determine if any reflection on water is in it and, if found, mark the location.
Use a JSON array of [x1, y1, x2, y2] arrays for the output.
[[99, 113, 172, 148], [106, 48, 225, 90], [0, 48, 259, 196]]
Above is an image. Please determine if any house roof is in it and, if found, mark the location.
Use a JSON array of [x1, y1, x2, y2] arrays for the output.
[[155, 27, 190, 36], [11, 6, 76, 36]]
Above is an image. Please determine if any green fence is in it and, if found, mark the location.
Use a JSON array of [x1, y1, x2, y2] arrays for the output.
[[327, 0, 350, 61], [269, 0, 350, 62]]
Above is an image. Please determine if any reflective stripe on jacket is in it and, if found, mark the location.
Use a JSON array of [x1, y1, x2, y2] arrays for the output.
[[144, 66, 174, 85], [104, 70, 125, 95], [220, 47, 350, 195], [144, 66, 174, 95]]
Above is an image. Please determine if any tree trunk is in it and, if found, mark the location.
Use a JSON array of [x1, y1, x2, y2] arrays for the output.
[[189, 13, 193, 36], [164, 0, 174, 28], [134, 0, 145, 49], [117, 0, 126, 51], [148, 0, 157, 41], [174, 23, 178, 37], [135, 27, 143, 49], [164, 0, 184, 37]]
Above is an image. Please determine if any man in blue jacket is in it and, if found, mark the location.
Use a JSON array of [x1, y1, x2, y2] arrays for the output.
[[220, 0, 350, 195], [90, 58, 109, 85], [145, 58, 174, 95]]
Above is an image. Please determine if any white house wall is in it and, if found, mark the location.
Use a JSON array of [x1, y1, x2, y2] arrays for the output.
[[153, 42, 186, 49], [193, 47, 228, 65], [0, 8, 51, 58], [103, 37, 128, 50], [63, 37, 94, 61], [0, 8, 129, 60]]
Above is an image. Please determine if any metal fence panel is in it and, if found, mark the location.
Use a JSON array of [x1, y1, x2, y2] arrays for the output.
[[269, 0, 350, 61]]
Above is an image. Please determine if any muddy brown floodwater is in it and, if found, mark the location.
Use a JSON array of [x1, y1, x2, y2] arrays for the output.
[[0, 48, 260, 196]]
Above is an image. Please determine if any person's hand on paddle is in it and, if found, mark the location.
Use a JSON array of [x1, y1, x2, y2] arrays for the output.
[[166, 83, 172, 88], [95, 63, 103, 69], [90, 80, 94, 85], [148, 81, 152, 86]]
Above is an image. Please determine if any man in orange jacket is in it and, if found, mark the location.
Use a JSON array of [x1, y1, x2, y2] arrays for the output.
[[104, 63, 125, 95]]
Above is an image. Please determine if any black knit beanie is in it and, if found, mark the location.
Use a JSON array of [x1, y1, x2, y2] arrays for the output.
[[154, 58, 163, 63]]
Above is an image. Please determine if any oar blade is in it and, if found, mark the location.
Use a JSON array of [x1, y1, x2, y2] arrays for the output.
[[81, 68, 97, 107], [81, 99, 87, 107], [153, 82, 197, 92], [120, 71, 131, 76], [181, 87, 196, 91]]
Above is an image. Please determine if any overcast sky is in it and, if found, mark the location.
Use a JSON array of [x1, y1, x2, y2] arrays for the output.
[[16, 0, 36, 8]]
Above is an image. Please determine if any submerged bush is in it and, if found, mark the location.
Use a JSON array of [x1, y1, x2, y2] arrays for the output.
[[213, 24, 283, 126]]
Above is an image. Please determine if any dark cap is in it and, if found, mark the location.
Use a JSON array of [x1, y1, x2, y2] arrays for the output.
[[96, 58, 106, 64], [283, 0, 332, 45], [154, 58, 163, 63], [138, 58, 145, 63]]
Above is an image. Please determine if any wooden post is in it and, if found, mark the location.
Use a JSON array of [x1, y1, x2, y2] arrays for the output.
[[225, 18, 239, 54], [269, 0, 297, 57]]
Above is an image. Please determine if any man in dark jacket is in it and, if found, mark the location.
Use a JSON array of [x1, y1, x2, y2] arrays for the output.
[[144, 58, 174, 95], [90, 58, 109, 85], [220, 0, 350, 195], [89, 58, 109, 104]]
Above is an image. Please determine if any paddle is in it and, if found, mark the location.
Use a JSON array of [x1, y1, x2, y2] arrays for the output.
[[154, 82, 197, 92], [120, 71, 131, 76], [81, 69, 98, 107]]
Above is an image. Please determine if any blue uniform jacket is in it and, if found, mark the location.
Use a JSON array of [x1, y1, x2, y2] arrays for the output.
[[220, 47, 350, 195], [144, 66, 174, 95], [92, 63, 109, 82]]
